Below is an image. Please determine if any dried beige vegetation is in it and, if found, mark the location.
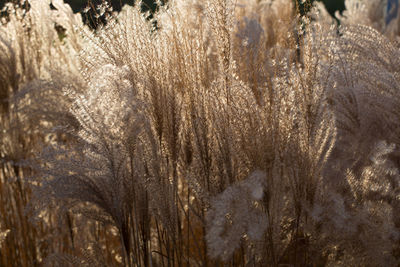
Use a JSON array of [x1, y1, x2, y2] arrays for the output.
[[1, 0, 400, 266]]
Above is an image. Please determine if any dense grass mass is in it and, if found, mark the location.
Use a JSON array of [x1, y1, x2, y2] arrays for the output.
[[1, 0, 400, 266]]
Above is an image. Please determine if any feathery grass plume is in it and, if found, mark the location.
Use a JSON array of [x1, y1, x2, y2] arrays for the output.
[[315, 24, 400, 265], [232, 0, 299, 104], [5, 0, 400, 265], [206, 170, 267, 261], [32, 2, 198, 265], [36, 0, 337, 265], [0, 0, 84, 81], [0, 1, 86, 265], [202, 10, 337, 263], [0, 0, 85, 181], [32, 62, 150, 266]]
